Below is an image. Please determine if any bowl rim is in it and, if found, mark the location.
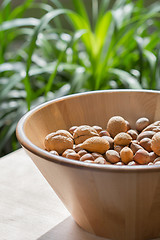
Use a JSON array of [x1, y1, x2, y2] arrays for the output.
[[16, 89, 160, 172]]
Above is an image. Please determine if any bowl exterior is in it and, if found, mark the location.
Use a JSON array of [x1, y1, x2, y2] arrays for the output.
[[26, 148, 160, 240]]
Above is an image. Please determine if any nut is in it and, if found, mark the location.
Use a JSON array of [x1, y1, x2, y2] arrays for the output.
[[136, 117, 150, 132], [114, 132, 132, 146], [81, 137, 110, 154], [74, 144, 83, 152], [66, 152, 80, 160], [133, 149, 150, 165], [125, 120, 131, 131], [62, 149, 75, 158], [69, 126, 77, 135], [127, 129, 138, 140], [130, 141, 143, 154], [92, 152, 103, 159], [44, 132, 73, 154], [114, 145, 124, 153], [55, 130, 73, 139], [73, 125, 98, 145], [94, 157, 106, 164], [78, 149, 88, 157], [92, 125, 102, 134], [127, 161, 137, 166], [101, 136, 114, 149], [149, 152, 158, 162], [49, 150, 59, 156], [107, 116, 127, 138], [153, 157, 160, 164], [137, 131, 155, 142], [80, 153, 94, 161], [143, 120, 160, 132], [120, 147, 133, 164], [139, 138, 152, 152], [115, 161, 124, 165], [151, 132, 160, 156], [105, 150, 120, 164], [99, 130, 110, 137]]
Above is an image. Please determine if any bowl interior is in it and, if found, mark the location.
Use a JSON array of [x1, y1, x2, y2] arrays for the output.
[[22, 90, 160, 151]]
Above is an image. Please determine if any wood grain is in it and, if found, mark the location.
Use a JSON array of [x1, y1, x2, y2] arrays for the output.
[[16, 90, 160, 240]]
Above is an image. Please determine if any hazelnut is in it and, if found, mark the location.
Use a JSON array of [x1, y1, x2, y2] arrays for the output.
[[66, 152, 80, 160], [99, 130, 110, 137], [94, 157, 106, 164], [130, 141, 143, 154], [69, 126, 77, 135], [92, 125, 103, 134], [49, 150, 59, 156], [127, 129, 138, 140], [139, 138, 152, 152], [105, 150, 120, 164], [136, 117, 150, 132], [74, 144, 83, 152], [149, 152, 158, 162], [125, 120, 131, 131], [127, 161, 137, 166], [133, 149, 150, 165], [115, 161, 124, 165], [137, 131, 155, 142], [73, 125, 98, 145], [101, 136, 114, 149], [120, 147, 133, 164], [114, 145, 124, 153], [114, 132, 132, 146], [80, 153, 94, 161], [151, 132, 160, 156], [81, 137, 110, 154], [153, 157, 160, 164], [62, 149, 75, 158], [107, 116, 127, 138], [78, 149, 88, 157], [92, 152, 103, 159]]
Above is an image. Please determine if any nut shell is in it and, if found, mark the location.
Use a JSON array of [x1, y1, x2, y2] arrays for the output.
[[107, 116, 127, 138], [143, 120, 160, 132], [151, 132, 160, 156], [73, 125, 98, 145], [105, 150, 120, 164], [81, 137, 110, 154], [120, 147, 133, 164], [114, 132, 132, 146], [133, 149, 150, 165], [135, 117, 150, 132]]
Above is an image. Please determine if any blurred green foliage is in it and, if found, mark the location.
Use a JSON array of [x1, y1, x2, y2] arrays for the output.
[[0, 0, 160, 156]]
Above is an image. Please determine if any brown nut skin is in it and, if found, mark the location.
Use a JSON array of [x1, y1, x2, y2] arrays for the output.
[[73, 125, 99, 145], [69, 126, 77, 135], [127, 129, 138, 140], [149, 152, 158, 162], [151, 132, 160, 156], [130, 141, 143, 155], [153, 157, 160, 164], [127, 161, 137, 166], [81, 137, 110, 154], [73, 144, 83, 153], [139, 138, 152, 152], [105, 150, 120, 164], [114, 132, 132, 146], [99, 130, 110, 137], [137, 131, 155, 142], [80, 153, 94, 161], [101, 136, 114, 149], [62, 149, 75, 158], [94, 157, 106, 164], [135, 117, 150, 132], [78, 149, 88, 157], [44, 133, 73, 154], [66, 152, 80, 160], [154, 161, 160, 165], [107, 116, 127, 138], [114, 145, 124, 154], [92, 126, 103, 134], [133, 149, 150, 165], [120, 147, 133, 164]]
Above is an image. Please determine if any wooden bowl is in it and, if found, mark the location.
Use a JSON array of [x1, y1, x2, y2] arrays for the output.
[[16, 90, 160, 240]]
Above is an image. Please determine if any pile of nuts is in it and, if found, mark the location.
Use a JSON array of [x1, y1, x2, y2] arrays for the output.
[[44, 116, 160, 166]]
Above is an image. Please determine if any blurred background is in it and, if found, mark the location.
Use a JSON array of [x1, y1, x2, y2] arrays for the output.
[[0, 0, 160, 157]]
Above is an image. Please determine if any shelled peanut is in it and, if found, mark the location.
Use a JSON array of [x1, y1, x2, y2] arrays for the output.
[[44, 116, 160, 166]]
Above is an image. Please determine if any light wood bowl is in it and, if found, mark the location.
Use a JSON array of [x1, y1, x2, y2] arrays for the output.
[[16, 90, 160, 240]]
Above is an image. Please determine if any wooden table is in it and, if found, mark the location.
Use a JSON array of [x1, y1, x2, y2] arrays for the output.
[[0, 149, 108, 240]]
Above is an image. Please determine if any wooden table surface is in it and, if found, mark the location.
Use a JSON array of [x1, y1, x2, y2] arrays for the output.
[[0, 149, 108, 240]]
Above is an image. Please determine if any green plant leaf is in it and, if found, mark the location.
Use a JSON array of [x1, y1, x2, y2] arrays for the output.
[[0, 18, 40, 31]]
